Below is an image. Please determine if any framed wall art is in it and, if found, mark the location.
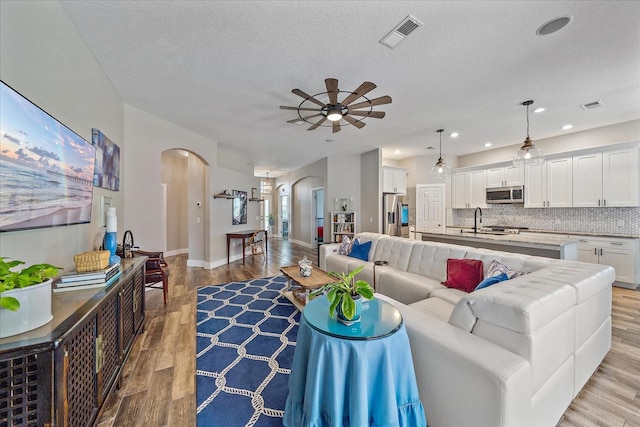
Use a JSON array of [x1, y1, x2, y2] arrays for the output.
[[232, 190, 247, 225], [91, 128, 120, 191]]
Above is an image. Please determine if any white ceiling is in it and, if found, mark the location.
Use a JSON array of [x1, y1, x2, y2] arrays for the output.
[[60, 1, 640, 177]]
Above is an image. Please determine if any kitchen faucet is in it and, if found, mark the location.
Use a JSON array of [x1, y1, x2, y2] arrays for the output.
[[474, 207, 483, 234]]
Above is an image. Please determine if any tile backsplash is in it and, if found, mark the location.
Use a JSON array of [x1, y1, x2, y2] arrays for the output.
[[451, 206, 640, 236]]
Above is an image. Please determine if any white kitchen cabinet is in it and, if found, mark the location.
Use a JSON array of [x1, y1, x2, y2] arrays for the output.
[[525, 156, 572, 207], [573, 152, 602, 207], [573, 147, 639, 207], [452, 169, 486, 208], [382, 166, 407, 194], [486, 165, 524, 188], [603, 147, 639, 207], [574, 236, 639, 287]]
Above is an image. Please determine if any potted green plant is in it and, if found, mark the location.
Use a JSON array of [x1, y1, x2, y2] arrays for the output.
[[322, 265, 374, 325], [0, 257, 61, 338]]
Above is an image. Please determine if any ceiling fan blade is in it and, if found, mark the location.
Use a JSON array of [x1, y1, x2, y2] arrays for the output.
[[332, 121, 341, 133], [342, 115, 366, 129], [307, 117, 327, 131], [341, 81, 377, 106], [287, 113, 322, 124], [348, 95, 392, 110], [325, 78, 339, 105], [280, 106, 322, 112], [292, 88, 326, 107], [348, 110, 386, 119]]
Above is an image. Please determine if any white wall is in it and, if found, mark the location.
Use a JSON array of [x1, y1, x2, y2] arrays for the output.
[[123, 105, 218, 254], [188, 154, 207, 263], [291, 176, 323, 247], [161, 152, 189, 253], [209, 166, 261, 267], [360, 149, 381, 232], [327, 155, 361, 230], [0, 1, 123, 270], [458, 120, 640, 168]]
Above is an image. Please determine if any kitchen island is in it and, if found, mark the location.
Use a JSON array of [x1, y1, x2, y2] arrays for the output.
[[416, 228, 579, 260]]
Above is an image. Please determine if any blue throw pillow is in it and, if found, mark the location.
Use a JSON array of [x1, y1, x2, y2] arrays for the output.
[[474, 272, 509, 291], [348, 240, 372, 261]]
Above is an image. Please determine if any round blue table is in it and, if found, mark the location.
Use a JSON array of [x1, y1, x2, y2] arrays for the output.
[[283, 296, 427, 427]]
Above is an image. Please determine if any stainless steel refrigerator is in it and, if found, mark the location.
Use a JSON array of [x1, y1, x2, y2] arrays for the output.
[[383, 193, 409, 237]]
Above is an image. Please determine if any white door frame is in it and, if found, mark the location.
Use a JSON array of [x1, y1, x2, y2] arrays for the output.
[[161, 183, 167, 252], [279, 194, 289, 239], [312, 187, 324, 244], [416, 184, 446, 234]]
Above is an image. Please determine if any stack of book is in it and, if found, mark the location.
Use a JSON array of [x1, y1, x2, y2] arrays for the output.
[[53, 263, 121, 293]]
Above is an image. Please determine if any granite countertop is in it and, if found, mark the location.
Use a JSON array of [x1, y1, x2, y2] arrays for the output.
[[437, 227, 640, 240], [424, 228, 579, 249]]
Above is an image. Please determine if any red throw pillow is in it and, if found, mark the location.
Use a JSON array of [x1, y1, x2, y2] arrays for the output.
[[442, 259, 484, 293]]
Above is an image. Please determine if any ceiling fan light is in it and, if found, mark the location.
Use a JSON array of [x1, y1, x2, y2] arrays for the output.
[[326, 105, 343, 122], [327, 111, 343, 121]]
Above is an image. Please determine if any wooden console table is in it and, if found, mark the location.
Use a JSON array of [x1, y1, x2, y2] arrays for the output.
[[0, 257, 146, 427], [226, 229, 268, 264]]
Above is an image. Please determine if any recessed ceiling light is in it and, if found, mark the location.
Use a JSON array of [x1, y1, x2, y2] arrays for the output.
[[533, 107, 546, 113], [394, 149, 401, 154], [484, 142, 493, 148], [562, 124, 574, 130], [450, 132, 459, 138], [537, 16, 572, 36]]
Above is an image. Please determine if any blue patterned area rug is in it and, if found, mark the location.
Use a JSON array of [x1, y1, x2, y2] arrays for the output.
[[196, 276, 300, 427]]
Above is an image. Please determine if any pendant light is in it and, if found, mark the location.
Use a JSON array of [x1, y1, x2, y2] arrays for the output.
[[431, 129, 450, 179], [513, 100, 544, 167]]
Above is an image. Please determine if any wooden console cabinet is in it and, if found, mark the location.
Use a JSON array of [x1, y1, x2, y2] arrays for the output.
[[0, 257, 146, 426]]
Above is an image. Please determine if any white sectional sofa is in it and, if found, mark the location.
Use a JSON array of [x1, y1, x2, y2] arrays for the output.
[[319, 232, 614, 427]]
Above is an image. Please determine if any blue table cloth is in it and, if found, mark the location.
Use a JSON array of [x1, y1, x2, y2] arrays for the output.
[[284, 298, 427, 427]]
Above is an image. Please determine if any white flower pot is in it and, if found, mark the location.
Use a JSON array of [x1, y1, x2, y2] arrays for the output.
[[0, 279, 53, 338]]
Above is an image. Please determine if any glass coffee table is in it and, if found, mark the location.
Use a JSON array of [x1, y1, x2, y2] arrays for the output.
[[280, 265, 337, 311], [284, 296, 426, 426]]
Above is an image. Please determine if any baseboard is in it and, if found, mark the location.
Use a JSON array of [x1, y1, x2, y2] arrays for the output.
[[166, 248, 189, 257], [187, 259, 205, 268], [289, 239, 313, 249], [613, 280, 639, 289]]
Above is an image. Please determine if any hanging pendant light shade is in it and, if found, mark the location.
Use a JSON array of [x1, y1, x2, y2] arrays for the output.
[[431, 129, 450, 179], [513, 100, 544, 167]]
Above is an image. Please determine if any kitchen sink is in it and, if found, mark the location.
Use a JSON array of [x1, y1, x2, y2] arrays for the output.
[[460, 229, 509, 236]]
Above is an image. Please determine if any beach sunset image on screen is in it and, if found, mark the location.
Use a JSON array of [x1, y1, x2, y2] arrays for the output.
[[0, 81, 96, 232]]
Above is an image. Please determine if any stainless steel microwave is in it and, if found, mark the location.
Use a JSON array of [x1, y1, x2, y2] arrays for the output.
[[486, 185, 525, 204]]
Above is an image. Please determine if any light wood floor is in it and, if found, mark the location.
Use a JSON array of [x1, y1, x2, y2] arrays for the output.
[[96, 238, 640, 427]]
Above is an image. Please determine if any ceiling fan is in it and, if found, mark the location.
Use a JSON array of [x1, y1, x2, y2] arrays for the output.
[[279, 78, 392, 133]]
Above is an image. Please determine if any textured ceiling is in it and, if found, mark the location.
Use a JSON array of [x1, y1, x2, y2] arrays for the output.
[[60, 1, 640, 176]]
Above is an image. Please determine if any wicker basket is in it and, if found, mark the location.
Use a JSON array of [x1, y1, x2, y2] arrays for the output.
[[74, 250, 110, 272]]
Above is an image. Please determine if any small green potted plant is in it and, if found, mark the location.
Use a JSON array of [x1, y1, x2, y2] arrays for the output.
[[0, 257, 62, 338], [322, 265, 374, 325]]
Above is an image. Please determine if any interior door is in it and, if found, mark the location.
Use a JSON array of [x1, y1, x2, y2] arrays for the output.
[[416, 184, 445, 234]]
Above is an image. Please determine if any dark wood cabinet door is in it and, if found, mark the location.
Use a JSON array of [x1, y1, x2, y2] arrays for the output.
[[64, 317, 98, 427], [0, 350, 53, 426], [97, 293, 120, 403]]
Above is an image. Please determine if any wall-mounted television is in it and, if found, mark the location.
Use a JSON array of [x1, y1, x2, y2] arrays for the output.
[[0, 81, 96, 232]]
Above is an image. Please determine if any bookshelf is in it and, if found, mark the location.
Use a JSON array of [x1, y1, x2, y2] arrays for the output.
[[331, 211, 356, 243]]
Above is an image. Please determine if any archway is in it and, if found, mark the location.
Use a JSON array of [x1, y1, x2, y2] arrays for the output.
[[161, 149, 208, 265]]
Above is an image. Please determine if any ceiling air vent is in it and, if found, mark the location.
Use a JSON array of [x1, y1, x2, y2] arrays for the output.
[[580, 100, 604, 111], [380, 15, 423, 49]]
